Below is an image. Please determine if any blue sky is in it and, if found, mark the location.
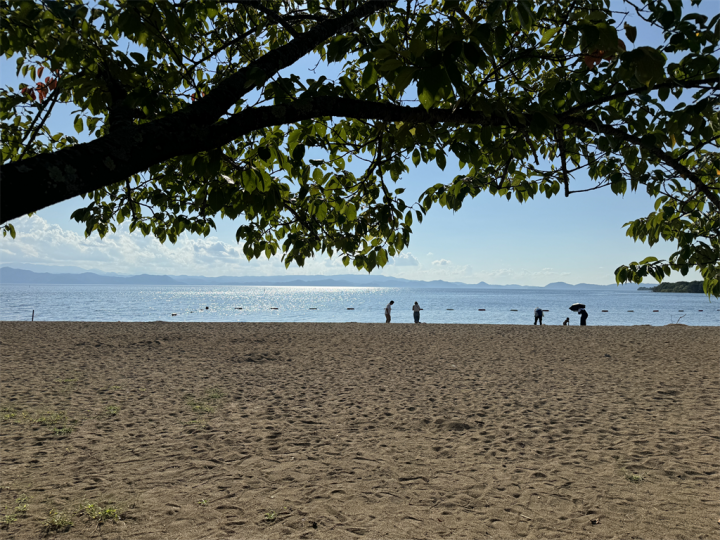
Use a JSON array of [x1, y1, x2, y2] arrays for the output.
[[1, 1, 712, 285]]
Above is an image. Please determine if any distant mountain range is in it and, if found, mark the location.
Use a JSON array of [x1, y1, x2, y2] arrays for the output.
[[0, 267, 179, 285], [0, 265, 644, 290]]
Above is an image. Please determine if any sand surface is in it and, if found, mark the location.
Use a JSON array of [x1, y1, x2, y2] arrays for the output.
[[0, 322, 717, 539]]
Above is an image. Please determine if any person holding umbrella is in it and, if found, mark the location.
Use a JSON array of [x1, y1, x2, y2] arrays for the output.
[[570, 303, 589, 326]]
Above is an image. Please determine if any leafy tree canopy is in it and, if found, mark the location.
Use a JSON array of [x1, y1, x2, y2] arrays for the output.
[[1, 0, 719, 295]]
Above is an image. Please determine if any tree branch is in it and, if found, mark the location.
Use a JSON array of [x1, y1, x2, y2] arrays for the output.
[[3, 88, 716, 223], [253, 3, 301, 39], [561, 76, 720, 117], [0, 97, 526, 223], [18, 86, 61, 160], [186, 0, 388, 124], [556, 126, 570, 197], [571, 117, 720, 209]]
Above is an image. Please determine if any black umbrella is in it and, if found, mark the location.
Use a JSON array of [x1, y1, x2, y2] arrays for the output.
[[569, 303, 586, 311]]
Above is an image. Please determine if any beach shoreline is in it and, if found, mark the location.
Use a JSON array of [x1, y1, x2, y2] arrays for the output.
[[1, 322, 717, 538]]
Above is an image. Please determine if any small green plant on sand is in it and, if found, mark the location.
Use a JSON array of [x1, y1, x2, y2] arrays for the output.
[[1, 495, 29, 529], [186, 397, 214, 414], [206, 388, 225, 400], [185, 388, 226, 416], [264, 510, 277, 522], [14, 495, 28, 514], [55, 426, 73, 436], [35, 411, 67, 426], [44, 510, 74, 532], [106, 405, 119, 416], [83, 503, 120, 524], [1, 406, 16, 421], [625, 472, 644, 483], [197, 499, 208, 506]]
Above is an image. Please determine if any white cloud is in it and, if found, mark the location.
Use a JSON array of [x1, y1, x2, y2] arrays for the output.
[[391, 252, 420, 266], [479, 268, 572, 280], [0, 216, 351, 277], [0, 217, 598, 285]]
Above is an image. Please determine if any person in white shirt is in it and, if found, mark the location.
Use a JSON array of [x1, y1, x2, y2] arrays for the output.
[[412, 302, 423, 323], [385, 300, 394, 323]]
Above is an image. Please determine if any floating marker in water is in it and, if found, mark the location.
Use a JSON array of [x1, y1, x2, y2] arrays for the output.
[[205, 306, 209, 310], [447, 309, 454, 310], [270, 307, 279, 310], [602, 310, 608, 312], [478, 309, 485, 311], [678, 310, 683, 312], [698, 310, 703, 312], [171, 313, 177, 316], [347, 308, 354, 310], [543, 310, 549, 312], [234, 307, 242, 310], [309, 308, 317, 310], [510, 309, 518, 311], [653, 310, 659, 312], [628, 310, 634, 312]]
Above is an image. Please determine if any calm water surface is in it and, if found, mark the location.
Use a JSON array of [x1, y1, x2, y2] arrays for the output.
[[1, 285, 717, 326]]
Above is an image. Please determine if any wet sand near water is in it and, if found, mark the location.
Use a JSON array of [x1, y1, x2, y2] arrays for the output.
[[0, 322, 717, 539]]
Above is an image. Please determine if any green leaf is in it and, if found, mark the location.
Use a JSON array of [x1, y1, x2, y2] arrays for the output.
[[292, 144, 306, 161], [376, 248, 388, 267], [257, 147, 271, 161], [623, 23, 637, 44], [379, 58, 404, 72], [486, 2, 503, 24], [362, 63, 378, 88], [73, 115, 83, 134], [539, 27, 560, 46], [393, 67, 415, 95], [408, 36, 426, 58], [2, 224, 16, 239], [418, 85, 434, 111], [412, 148, 421, 167], [436, 151, 446, 170], [623, 47, 666, 86]]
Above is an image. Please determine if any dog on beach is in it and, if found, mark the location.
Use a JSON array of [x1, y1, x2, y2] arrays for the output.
[[563, 317, 570, 326]]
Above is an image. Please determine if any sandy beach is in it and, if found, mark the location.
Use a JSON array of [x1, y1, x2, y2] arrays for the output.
[[0, 322, 717, 539]]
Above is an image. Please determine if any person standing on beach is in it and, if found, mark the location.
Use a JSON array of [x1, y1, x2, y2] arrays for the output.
[[412, 301, 423, 323], [534, 307, 543, 325], [385, 300, 394, 323], [578, 307, 589, 326]]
